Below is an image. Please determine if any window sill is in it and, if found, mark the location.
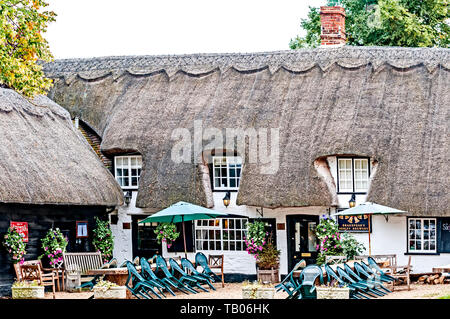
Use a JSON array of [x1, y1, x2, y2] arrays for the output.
[[404, 252, 440, 256]]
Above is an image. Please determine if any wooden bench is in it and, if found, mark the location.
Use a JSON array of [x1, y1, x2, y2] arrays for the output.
[[62, 252, 103, 291], [355, 254, 396, 271]]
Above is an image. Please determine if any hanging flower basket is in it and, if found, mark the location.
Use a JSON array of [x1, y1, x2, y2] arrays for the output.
[[154, 223, 179, 248]]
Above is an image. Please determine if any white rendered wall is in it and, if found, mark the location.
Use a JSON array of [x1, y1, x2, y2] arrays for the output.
[[110, 191, 153, 264], [163, 191, 328, 276]]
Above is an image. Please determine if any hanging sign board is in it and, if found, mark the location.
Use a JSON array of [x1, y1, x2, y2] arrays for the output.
[[10, 221, 29, 242], [337, 214, 371, 233]]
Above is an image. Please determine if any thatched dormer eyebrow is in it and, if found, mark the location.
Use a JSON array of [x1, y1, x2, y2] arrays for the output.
[[0, 88, 124, 206], [44, 46, 449, 216]]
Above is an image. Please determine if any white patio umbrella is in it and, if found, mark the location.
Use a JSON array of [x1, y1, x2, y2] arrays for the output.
[[332, 202, 407, 255]]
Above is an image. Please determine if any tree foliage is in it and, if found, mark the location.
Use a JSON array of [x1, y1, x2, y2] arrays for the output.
[[290, 0, 449, 49], [0, 0, 56, 97]]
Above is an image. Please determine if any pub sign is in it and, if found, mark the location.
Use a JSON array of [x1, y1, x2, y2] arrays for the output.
[[337, 214, 371, 233], [10, 221, 29, 242]]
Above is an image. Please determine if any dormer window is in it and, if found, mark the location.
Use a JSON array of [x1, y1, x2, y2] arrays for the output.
[[114, 155, 142, 189], [337, 157, 370, 193], [212, 156, 242, 191]]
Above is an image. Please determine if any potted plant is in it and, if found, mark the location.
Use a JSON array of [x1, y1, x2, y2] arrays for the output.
[[39, 228, 68, 268], [11, 280, 45, 299], [242, 281, 276, 299], [256, 239, 281, 283], [154, 223, 180, 249], [245, 221, 281, 283], [316, 280, 350, 299], [93, 280, 126, 299], [2, 226, 27, 277]]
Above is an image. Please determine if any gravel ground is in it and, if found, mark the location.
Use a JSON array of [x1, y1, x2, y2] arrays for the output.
[[39, 283, 450, 300]]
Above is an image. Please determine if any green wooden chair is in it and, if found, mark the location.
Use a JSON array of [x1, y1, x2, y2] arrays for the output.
[[181, 258, 216, 290], [125, 261, 163, 299], [155, 255, 198, 294]]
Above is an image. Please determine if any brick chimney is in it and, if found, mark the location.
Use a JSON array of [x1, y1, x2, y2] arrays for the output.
[[320, 6, 346, 46]]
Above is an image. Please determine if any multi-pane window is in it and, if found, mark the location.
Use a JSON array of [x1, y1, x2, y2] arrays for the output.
[[212, 156, 242, 191], [337, 158, 369, 193], [114, 156, 142, 189], [408, 218, 437, 253], [195, 218, 248, 251]]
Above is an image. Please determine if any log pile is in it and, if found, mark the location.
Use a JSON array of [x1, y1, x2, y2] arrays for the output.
[[417, 274, 448, 285]]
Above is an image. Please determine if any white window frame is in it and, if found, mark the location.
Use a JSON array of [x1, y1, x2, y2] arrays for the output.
[[408, 218, 437, 253], [195, 218, 248, 251], [337, 157, 370, 193], [212, 156, 242, 191], [114, 155, 142, 189]]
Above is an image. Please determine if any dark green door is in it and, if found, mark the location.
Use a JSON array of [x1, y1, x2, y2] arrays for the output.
[[286, 215, 319, 272]]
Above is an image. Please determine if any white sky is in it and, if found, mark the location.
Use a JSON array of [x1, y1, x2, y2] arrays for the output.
[[46, 0, 326, 59]]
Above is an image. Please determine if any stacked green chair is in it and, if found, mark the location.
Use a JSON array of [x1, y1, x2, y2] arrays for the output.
[[125, 261, 163, 299], [359, 260, 394, 284], [155, 255, 198, 294], [354, 262, 391, 294], [290, 264, 324, 299], [367, 257, 396, 282], [343, 263, 387, 296], [275, 259, 305, 298], [169, 258, 209, 292], [335, 266, 379, 298], [324, 264, 370, 299], [141, 257, 175, 296], [181, 258, 216, 290], [195, 252, 221, 283]]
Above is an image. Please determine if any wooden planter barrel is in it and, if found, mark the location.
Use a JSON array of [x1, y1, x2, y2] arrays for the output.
[[256, 266, 280, 284]]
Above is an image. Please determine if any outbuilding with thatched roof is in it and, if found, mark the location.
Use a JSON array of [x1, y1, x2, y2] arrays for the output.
[[0, 88, 123, 295]]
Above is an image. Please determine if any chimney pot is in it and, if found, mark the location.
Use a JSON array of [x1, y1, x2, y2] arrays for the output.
[[320, 5, 346, 47]]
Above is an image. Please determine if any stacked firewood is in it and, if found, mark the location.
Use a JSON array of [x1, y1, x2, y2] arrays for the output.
[[417, 274, 448, 285]]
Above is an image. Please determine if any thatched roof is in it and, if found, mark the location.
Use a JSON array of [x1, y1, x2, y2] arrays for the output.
[[0, 88, 123, 206], [44, 46, 450, 216]]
